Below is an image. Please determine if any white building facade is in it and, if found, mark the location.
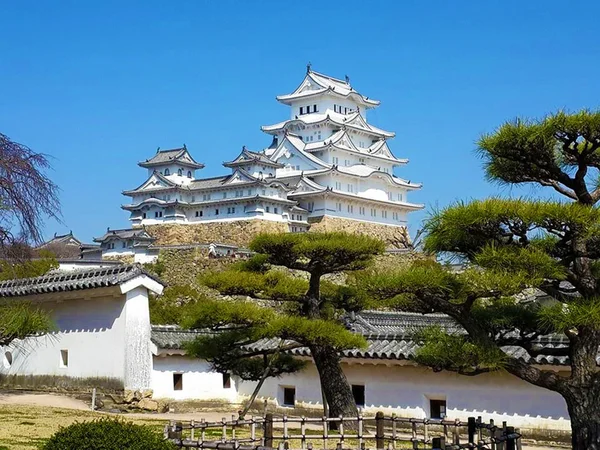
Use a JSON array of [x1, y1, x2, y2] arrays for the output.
[[122, 68, 423, 232], [0, 269, 571, 431]]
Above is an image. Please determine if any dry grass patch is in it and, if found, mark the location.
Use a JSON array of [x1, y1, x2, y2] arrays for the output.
[[0, 404, 166, 450]]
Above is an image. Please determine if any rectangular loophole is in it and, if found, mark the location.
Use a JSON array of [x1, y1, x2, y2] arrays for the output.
[[352, 385, 365, 407], [283, 387, 295, 407], [59, 350, 68, 368], [222, 373, 231, 389], [430, 399, 447, 419], [173, 373, 183, 391]]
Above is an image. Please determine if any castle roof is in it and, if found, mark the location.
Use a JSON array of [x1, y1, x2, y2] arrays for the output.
[[304, 129, 407, 164], [139, 147, 204, 170], [306, 165, 422, 190], [223, 148, 283, 169], [151, 310, 576, 366], [0, 264, 163, 298], [276, 69, 380, 108], [93, 228, 155, 244], [262, 110, 394, 138]]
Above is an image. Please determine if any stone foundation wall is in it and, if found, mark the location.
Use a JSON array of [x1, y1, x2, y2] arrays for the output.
[[308, 216, 411, 250], [146, 220, 289, 247]]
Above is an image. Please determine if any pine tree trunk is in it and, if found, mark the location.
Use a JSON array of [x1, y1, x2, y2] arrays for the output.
[[309, 343, 358, 419], [567, 396, 600, 450]]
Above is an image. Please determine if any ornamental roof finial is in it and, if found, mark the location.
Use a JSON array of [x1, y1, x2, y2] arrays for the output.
[[306, 62, 312, 73], [242, 145, 246, 151], [345, 75, 350, 83], [156, 147, 160, 153], [183, 143, 187, 150]]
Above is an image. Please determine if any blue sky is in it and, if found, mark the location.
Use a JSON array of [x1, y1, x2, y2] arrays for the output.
[[1, 1, 599, 243]]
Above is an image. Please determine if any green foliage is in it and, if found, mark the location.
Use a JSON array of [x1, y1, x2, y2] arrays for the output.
[[149, 286, 206, 325], [250, 232, 384, 274], [0, 252, 58, 281], [538, 298, 600, 333], [414, 327, 506, 374], [41, 417, 176, 450], [143, 257, 166, 278], [0, 302, 55, 346], [424, 198, 600, 258], [478, 109, 600, 189]]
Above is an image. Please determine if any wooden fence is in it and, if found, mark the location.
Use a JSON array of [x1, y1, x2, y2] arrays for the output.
[[165, 413, 522, 450]]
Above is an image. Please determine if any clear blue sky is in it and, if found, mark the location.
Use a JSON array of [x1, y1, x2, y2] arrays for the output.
[[1, 1, 599, 243]]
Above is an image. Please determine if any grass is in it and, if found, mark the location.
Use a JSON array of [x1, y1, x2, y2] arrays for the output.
[[0, 404, 166, 450]]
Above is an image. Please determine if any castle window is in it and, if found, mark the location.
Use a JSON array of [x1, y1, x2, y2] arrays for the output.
[[122, 242, 126, 249], [222, 373, 231, 389], [337, 202, 342, 211], [335, 182, 341, 190], [300, 106, 304, 115], [178, 168, 183, 176], [164, 168, 170, 176], [173, 373, 183, 391], [223, 192, 227, 199], [313, 104, 317, 112], [195, 211, 199, 217], [382, 211, 388, 219], [348, 184, 353, 193], [429, 399, 447, 419], [266, 206, 270, 213], [274, 207, 278, 214], [143, 212, 147, 219], [347, 205, 353, 213], [215, 209, 219, 215], [282, 386, 296, 407], [247, 189, 252, 196], [59, 349, 69, 368], [352, 385, 365, 407], [187, 171, 192, 178]]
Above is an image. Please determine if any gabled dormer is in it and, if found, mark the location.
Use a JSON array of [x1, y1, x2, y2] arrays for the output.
[[223, 146, 284, 178], [122, 171, 177, 197], [138, 145, 204, 184], [270, 133, 330, 177]]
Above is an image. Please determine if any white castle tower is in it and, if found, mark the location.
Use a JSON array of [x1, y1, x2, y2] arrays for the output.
[[121, 67, 423, 236]]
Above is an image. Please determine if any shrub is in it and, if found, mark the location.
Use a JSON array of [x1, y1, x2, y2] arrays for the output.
[[41, 417, 176, 450]]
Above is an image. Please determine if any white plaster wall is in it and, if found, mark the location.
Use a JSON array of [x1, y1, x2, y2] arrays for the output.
[[152, 356, 237, 401], [134, 248, 159, 264], [1, 295, 127, 381], [238, 362, 570, 431], [123, 286, 152, 390]]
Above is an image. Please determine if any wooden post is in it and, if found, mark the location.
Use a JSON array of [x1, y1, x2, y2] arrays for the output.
[[264, 413, 274, 448], [91, 388, 96, 411], [168, 421, 183, 440], [515, 428, 522, 450], [432, 437, 445, 450], [467, 417, 476, 446], [505, 426, 516, 450], [375, 411, 385, 450]]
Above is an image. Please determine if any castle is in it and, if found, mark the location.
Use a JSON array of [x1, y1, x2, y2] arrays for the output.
[[121, 67, 423, 238]]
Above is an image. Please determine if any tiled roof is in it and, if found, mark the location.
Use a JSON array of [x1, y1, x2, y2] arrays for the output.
[[0, 264, 162, 298], [151, 325, 213, 349], [151, 311, 581, 367], [139, 148, 204, 169], [94, 228, 155, 243]]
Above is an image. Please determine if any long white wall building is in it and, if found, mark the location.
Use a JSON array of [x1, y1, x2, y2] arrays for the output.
[[0, 268, 572, 431], [122, 67, 423, 232]]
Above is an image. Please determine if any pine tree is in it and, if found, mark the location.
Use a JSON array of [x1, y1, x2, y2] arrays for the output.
[[183, 232, 384, 419], [356, 110, 600, 449]]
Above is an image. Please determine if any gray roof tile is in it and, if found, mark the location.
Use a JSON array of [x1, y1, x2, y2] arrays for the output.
[[0, 264, 163, 298], [151, 311, 580, 366]]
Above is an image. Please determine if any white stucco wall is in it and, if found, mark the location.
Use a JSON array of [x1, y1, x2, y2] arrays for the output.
[[152, 356, 237, 401], [1, 294, 127, 381], [237, 361, 571, 431], [123, 286, 153, 390]]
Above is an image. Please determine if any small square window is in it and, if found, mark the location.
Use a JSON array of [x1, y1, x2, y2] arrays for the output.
[[59, 349, 68, 368], [215, 209, 219, 215], [352, 385, 365, 407], [222, 373, 231, 389], [173, 373, 183, 391], [283, 387, 295, 407], [430, 399, 447, 419]]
